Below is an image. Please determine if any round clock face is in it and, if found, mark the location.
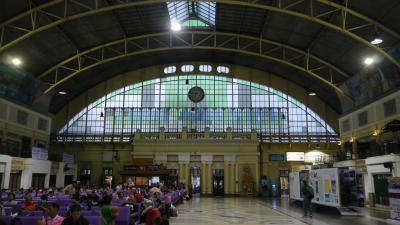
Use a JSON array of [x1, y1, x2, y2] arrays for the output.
[[188, 86, 205, 103]]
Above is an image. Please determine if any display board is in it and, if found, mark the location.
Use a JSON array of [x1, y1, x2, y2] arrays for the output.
[[310, 168, 341, 207], [31, 147, 48, 160], [289, 172, 301, 200], [286, 152, 305, 161], [388, 177, 400, 221], [289, 171, 309, 201]]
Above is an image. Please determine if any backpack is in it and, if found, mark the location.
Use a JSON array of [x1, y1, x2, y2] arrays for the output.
[[306, 186, 314, 199]]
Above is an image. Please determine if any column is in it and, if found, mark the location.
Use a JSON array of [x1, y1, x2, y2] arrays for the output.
[[255, 161, 260, 194], [230, 164, 235, 194], [201, 154, 213, 195], [207, 164, 213, 195], [201, 164, 206, 195], [178, 163, 184, 185], [352, 140, 358, 160], [235, 164, 239, 194], [224, 154, 236, 195], [178, 153, 190, 189], [224, 163, 229, 195], [184, 163, 190, 190]]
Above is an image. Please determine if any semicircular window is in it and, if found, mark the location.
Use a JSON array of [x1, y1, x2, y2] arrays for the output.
[[58, 75, 337, 143]]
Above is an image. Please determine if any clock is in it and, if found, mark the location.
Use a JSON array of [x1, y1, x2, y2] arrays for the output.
[[188, 86, 205, 103]]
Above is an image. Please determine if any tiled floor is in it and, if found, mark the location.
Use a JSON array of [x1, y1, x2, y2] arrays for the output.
[[171, 197, 307, 225], [170, 197, 389, 225]]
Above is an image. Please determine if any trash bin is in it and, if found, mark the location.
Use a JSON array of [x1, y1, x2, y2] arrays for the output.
[[369, 193, 375, 207]]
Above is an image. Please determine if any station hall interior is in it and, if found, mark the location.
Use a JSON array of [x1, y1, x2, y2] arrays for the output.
[[0, 0, 400, 225]]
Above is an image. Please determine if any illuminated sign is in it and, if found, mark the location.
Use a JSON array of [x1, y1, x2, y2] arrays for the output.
[[269, 154, 284, 161], [286, 152, 305, 161]]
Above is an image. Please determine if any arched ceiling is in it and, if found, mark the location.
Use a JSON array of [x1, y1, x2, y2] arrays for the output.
[[1, 0, 400, 115]]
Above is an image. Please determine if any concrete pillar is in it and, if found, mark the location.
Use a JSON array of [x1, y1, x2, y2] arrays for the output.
[[230, 164, 235, 194], [352, 140, 358, 160], [201, 154, 213, 195], [178, 153, 190, 190], [224, 154, 236, 195], [235, 164, 239, 194], [207, 164, 212, 194], [224, 163, 229, 194], [201, 164, 206, 195], [184, 163, 190, 190]]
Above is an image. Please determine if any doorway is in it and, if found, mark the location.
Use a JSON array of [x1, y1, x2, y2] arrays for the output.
[[49, 175, 57, 187], [190, 166, 201, 195], [10, 172, 21, 191], [213, 169, 224, 196], [374, 173, 390, 205], [32, 173, 46, 189], [64, 175, 74, 187], [279, 170, 289, 197]]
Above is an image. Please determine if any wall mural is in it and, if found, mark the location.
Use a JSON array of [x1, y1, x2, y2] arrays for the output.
[[344, 46, 400, 108], [0, 62, 41, 105]]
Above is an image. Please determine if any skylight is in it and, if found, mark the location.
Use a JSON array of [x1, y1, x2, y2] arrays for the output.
[[167, 1, 216, 28]]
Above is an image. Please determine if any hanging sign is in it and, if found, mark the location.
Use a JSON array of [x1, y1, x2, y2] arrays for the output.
[[286, 152, 305, 161]]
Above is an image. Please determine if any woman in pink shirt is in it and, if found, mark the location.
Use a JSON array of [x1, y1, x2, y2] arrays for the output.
[[37, 203, 64, 225]]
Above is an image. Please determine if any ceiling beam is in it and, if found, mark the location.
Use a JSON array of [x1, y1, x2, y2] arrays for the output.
[[36, 31, 352, 101], [0, 0, 398, 70]]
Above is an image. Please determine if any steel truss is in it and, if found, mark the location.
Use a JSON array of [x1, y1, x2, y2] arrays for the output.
[[38, 31, 352, 99], [1, 0, 399, 68]]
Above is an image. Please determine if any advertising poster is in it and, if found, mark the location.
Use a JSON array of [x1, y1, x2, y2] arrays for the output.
[[310, 168, 341, 207], [289, 172, 302, 200], [31, 147, 48, 160], [388, 177, 400, 221]]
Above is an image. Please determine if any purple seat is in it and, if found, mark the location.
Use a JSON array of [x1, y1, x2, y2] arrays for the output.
[[4, 207, 13, 216], [85, 216, 102, 225], [15, 216, 41, 225], [116, 206, 130, 225], [58, 199, 71, 206], [59, 210, 68, 217], [0, 216, 12, 225], [135, 203, 142, 224], [82, 210, 100, 216], [4, 203, 19, 213], [20, 210, 44, 216]]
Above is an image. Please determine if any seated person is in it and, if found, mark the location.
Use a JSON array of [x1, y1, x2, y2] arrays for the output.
[[101, 195, 119, 225], [117, 192, 125, 200], [66, 194, 81, 216], [84, 191, 99, 210], [145, 199, 163, 225], [153, 208, 169, 225], [122, 195, 138, 225], [37, 203, 64, 225], [61, 205, 88, 225], [6, 192, 18, 205], [20, 194, 37, 211], [38, 194, 49, 211]]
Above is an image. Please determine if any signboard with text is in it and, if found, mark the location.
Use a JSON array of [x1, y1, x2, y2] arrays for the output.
[[286, 152, 305, 161], [388, 177, 400, 221], [32, 147, 48, 160]]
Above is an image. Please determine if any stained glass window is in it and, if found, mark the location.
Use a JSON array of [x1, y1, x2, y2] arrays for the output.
[[58, 75, 337, 143]]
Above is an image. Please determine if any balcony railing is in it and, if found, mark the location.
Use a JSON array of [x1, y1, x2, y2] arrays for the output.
[[52, 130, 337, 144]]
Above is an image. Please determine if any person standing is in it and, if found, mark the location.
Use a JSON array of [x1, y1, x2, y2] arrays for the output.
[[301, 180, 314, 218]]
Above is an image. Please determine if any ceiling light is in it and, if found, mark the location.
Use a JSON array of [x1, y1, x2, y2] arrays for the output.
[[371, 37, 383, 45], [308, 92, 316, 96], [371, 31, 383, 45], [58, 91, 67, 95], [364, 57, 374, 65], [11, 58, 22, 66], [171, 21, 181, 31]]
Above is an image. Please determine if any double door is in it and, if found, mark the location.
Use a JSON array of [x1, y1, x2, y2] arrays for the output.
[[213, 169, 224, 196], [213, 176, 224, 196]]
